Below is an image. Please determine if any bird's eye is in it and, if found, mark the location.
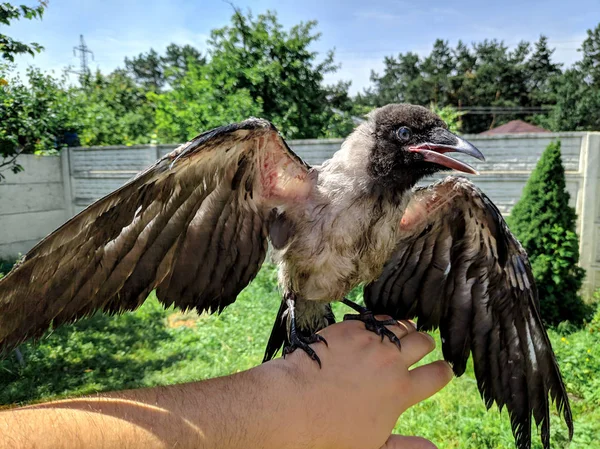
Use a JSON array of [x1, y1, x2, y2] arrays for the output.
[[396, 127, 412, 141]]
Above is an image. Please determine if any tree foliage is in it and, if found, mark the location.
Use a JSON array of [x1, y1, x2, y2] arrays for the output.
[[359, 25, 600, 134], [0, 1, 50, 178], [4, 7, 600, 163], [0, 1, 46, 62], [431, 104, 464, 133], [535, 24, 600, 132], [124, 49, 164, 92], [358, 37, 563, 133], [74, 69, 154, 146], [0, 65, 77, 179], [1, 7, 360, 179], [150, 64, 262, 143], [143, 8, 357, 141], [206, 9, 350, 139], [124, 43, 205, 92], [508, 141, 591, 326]]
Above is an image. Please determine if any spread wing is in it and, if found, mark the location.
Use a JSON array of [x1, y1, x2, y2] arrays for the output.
[[364, 176, 573, 449], [0, 119, 314, 356]]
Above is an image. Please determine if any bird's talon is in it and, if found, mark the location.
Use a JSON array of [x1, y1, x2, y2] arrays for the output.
[[283, 332, 326, 368], [379, 318, 399, 326], [314, 334, 328, 347], [345, 310, 402, 350]]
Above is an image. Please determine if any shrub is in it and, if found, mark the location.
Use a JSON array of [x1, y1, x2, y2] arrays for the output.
[[508, 140, 591, 326], [0, 256, 17, 280], [431, 104, 465, 133]]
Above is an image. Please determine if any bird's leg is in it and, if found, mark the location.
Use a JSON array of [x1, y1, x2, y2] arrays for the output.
[[342, 298, 401, 349], [282, 293, 328, 368]]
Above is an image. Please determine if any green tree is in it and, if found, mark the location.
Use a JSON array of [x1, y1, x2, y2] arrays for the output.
[[450, 40, 477, 108], [73, 69, 154, 146], [124, 44, 206, 92], [1, 1, 48, 178], [469, 40, 531, 132], [363, 52, 427, 106], [124, 48, 165, 92], [579, 23, 600, 87], [0, 66, 78, 179], [150, 64, 262, 143], [536, 23, 600, 131], [320, 80, 370, 138], [431, 104, 464, 133], [206, 9, 346, 138], [508, 141, 590, 326], [108, 10, 355, 141], [420, 39, 454, 106], [162, 43, 205, 84], [361, 36, 574, 133], [526, 35, 562, 106], [0, 1, 46, 62], [535, 68, 600, 131]]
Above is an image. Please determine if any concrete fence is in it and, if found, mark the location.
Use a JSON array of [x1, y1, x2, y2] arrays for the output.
[[1, 132, 599, 297]]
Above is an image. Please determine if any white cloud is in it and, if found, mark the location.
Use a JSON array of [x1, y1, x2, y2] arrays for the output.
[[355, 5, 465, 22], [353, 10, 404, 21]]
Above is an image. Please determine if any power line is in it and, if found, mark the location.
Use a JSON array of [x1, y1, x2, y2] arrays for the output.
[[459, 106, 553, 115]]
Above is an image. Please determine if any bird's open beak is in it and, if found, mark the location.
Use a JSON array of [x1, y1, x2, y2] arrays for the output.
[[409, 128, 485, 175]]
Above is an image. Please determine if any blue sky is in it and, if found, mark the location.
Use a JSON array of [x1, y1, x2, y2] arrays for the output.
[[6, 0, 600, 94]]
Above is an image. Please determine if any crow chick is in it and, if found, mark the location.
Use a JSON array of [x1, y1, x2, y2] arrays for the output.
[[0, 104, 572, 449]]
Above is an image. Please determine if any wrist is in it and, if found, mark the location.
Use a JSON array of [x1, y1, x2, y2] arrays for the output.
[[250, 355, 326, 449]]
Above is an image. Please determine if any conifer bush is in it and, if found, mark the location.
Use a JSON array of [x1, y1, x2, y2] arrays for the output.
[[508, 141, 591, 326]]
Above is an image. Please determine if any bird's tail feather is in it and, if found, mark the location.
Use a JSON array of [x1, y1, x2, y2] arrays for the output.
[[262, 301, 336, 363], [263, 300, 289, 363]]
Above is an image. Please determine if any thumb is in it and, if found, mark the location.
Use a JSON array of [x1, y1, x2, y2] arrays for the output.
[[380, 435, 437, 449]]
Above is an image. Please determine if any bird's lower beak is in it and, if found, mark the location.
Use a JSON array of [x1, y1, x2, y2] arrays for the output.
[[409, 128, 485, 175]]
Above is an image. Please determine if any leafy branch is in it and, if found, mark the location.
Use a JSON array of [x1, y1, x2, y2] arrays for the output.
[[0, 1, 48, 62]]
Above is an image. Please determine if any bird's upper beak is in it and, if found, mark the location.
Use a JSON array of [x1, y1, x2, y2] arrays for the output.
[[409, 128, 485, 175]]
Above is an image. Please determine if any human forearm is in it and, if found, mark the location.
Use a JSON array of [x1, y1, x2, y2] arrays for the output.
[[0, 361, 302, 449], [0, 319, 452, 449]]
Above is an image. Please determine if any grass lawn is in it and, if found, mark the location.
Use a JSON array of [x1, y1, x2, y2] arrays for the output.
[[1, 264, 599, 448]]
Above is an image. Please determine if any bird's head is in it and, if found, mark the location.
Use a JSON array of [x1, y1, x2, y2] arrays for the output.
[[365, 104, 485, 193]]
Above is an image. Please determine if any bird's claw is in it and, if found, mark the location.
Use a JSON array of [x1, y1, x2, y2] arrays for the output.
[[344, 310, 402, 350], [283, 333, 328, 368]]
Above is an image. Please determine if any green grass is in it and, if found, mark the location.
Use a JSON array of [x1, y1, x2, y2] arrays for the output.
[[1, 264, 599, 448]]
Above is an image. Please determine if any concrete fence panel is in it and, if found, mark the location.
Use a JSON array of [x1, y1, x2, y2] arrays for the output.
[[0, 155, 68, 256]]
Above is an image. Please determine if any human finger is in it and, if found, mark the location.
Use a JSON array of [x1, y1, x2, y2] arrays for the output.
[[395, 331, 436, 366], [405, 360, 453, 408], [372, 317, 417, 341], [380, 435, 438, 449]]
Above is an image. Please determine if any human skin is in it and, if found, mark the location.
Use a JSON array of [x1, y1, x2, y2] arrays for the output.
[[0, 318, 452, 449]]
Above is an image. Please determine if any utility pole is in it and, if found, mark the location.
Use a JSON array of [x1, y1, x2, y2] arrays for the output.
[[71, 35, 94, 84]]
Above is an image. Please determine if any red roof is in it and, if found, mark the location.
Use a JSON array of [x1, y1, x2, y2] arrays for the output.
[[480, 120, 550, 135]]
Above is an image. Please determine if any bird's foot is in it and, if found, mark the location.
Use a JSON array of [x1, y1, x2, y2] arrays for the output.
[[342, 300, 401, 350], [283, 333, 328, 368]]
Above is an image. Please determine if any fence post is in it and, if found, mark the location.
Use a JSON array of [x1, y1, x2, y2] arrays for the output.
[[578, 133, 600, 299], [61, 147, 74, 219]]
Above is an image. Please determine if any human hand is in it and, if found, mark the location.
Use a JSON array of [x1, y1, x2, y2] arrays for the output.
[[266, 317, 452, 449], [0, 317, 450, 449]]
